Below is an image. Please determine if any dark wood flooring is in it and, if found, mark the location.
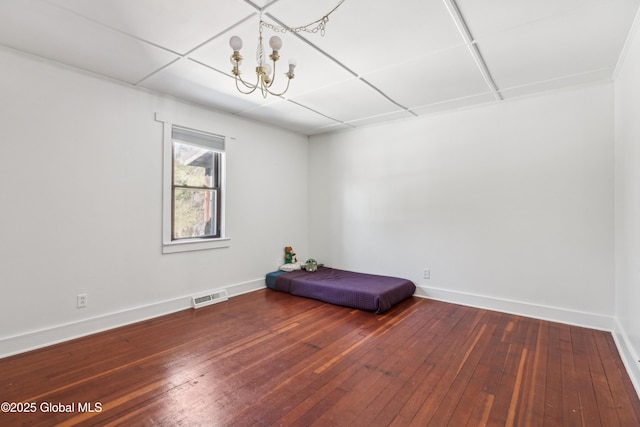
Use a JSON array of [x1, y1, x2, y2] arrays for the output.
[[1, 290, 639, 426]]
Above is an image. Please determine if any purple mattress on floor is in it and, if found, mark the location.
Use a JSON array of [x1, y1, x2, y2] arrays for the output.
[[268, 267, 415, 313]]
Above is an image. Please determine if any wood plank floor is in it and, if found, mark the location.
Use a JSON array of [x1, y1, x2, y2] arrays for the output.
[[1, 290, 639, 426]]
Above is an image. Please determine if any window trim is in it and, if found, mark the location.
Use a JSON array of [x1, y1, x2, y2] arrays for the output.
[[157, 113, 230, 254]]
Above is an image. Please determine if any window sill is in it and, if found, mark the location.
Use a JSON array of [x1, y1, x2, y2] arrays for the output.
[[162, 238, 231, 254]]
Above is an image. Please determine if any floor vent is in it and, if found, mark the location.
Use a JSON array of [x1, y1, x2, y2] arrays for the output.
[[192, 289, 228, 309]]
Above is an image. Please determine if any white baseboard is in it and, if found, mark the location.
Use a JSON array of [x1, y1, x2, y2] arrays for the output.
[[0, 278, 266, 359], [612, 319, 640, 398], [415, 285, 614, 331]]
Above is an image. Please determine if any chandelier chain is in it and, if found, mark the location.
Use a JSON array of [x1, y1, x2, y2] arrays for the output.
[[260, 0, 346, 36]]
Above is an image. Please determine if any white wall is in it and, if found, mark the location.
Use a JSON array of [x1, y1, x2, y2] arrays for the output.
[[309, 83, 615, 328], [614, 19, 640, 393], [0, 48, 308, 356]]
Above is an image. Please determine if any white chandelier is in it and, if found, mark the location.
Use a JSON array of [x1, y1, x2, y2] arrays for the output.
[[229, 0, 346, 98]]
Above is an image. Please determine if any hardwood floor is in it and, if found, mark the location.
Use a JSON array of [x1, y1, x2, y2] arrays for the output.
[[1, 290, 639, 426]]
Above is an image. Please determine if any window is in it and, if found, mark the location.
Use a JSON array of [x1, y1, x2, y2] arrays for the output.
[[159, 116, 229, 253], [171, 127, 223, 240]]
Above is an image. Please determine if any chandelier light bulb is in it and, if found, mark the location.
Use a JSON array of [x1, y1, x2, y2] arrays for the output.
[[269, 36, 283, 51], [263, 63, 272, 75], [229, 35, 243, 51], [286, 58, 296, 79]]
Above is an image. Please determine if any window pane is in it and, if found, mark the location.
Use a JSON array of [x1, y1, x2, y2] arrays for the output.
[[173, 188, 218, 239], [173, 141, 215, 188]]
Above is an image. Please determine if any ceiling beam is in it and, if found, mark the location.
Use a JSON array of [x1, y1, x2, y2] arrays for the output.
[[443, 0, 502, 101]]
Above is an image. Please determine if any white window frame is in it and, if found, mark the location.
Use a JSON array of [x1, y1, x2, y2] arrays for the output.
[[157, 113, 230, 254]]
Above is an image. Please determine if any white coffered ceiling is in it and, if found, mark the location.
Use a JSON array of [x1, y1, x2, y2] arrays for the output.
[[1, 0, 638, 135]]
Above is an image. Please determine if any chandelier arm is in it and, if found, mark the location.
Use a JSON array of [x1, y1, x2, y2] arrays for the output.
[[262, 77, 292, 97], [233, 65, 264, 91], [237, 74, 259, 90], [234, 76, 260, 95], [266, 60, 277, 88]]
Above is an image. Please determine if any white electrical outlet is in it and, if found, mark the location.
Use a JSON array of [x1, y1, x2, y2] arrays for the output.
[[77, 293, 88, 308], [423, 269, 431, 279]]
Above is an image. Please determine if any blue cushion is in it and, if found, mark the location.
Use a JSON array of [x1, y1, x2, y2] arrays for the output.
[[265, 270, 288, 289]]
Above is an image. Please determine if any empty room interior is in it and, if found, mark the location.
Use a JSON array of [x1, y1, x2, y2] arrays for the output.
[[1, 0, 640, 425]]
